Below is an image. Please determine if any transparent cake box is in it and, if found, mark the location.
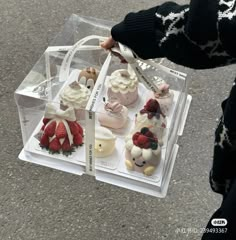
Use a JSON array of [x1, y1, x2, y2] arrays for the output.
[[15, 14, 191, 197]]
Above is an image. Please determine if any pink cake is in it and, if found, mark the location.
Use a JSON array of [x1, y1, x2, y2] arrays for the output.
[[97, 101, 128, 129], [106, 66, 139, 106], [125, 127, 161, 176], [148, 83, 174, 115], [135, 99, 166, 144]]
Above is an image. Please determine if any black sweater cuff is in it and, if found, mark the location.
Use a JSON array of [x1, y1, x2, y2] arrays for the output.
[[111, 7, 164, 59]]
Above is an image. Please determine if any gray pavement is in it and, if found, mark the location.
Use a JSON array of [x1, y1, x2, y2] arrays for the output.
[[0, 0, 235, 239]]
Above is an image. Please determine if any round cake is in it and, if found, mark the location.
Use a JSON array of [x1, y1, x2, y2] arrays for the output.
[[106, 66, 139, 106], [125, 127, 161, 176], [97, 101, 128, 129], [60, 81, 91, 120], [94, 126, 116, 158]]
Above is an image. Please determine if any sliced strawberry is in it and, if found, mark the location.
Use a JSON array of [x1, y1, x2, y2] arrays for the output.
[[40, 134, 49, 148], [73, 134, 83, 146], [76, 122, 84, 136], [43, 118, 50, 125], [62, 137, 72, 152], [67, 121, 83, 136], [49, 138, 61, 152], [67, 121, 78, 135], [55, 122, 67, 139], [44, 121, 56, 137]]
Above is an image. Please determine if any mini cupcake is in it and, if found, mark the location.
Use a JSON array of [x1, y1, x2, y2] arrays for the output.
[[106, 65, 139, 106], [125, 127, 161, 176], [78, 67, 99, 91], [60, 81, 91, 120], [97, 101, 128, 129], [95, 127, 116, 158]]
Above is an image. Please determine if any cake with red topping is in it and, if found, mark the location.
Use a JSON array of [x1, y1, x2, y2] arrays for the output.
[[135, 99, 166, 144], [39, 116, 84, 156], [125, 127, 161, 176]]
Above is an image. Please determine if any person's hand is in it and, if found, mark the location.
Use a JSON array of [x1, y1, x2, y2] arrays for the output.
[[100, 36, 116, 50], [101, 36, 127, 63]]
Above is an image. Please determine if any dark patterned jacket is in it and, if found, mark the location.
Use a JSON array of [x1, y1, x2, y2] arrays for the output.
[[111, 1, 236, 239], [112, 1, 236, 68]]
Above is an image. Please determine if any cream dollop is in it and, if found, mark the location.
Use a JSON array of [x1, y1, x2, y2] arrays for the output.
[[60, 83, 91, 109], [125, 136, 161, 161], [107, 68, 138, 94]]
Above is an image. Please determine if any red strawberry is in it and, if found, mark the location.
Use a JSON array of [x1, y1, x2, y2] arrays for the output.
[[137, 135, 149, 144], [76, 122, 84, 136], [67, 121, 78, 135], [44, 121, 56, 137], [55, 122, 67, 139], [145, 131, 154, 139], [145, 99, 160, 112], [62, 137, 72, 152], [133, 140, 139, 146], [132, 132, 141, 141], [49, 138, 61, 152], [41, 125, 45, 131], [67, 121, 83, 136], [40, 134, 49, 148], [73, 134, 83, 146], [43, 118, 50, 125], [143, 142, 151, 149]]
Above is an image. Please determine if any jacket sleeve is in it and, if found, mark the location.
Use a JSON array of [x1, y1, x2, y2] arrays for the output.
[[111, 1, 236, 69]]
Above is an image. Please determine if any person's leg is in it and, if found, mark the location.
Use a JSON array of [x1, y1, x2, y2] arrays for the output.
[[210, 78, 236, 195], [202, 179, 236, 240], [202, 78, 236, 239]]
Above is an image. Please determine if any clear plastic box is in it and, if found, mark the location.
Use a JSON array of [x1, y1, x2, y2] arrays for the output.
[[15, 14, 191, 197]]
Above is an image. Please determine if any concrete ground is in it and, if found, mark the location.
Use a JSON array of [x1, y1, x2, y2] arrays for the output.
[[0, 0, 235, 239]]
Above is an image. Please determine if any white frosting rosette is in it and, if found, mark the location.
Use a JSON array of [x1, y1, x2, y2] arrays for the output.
[[107, 69, 138, 94], [106, 66, 139, 106], [60, 83, 91, 110]]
